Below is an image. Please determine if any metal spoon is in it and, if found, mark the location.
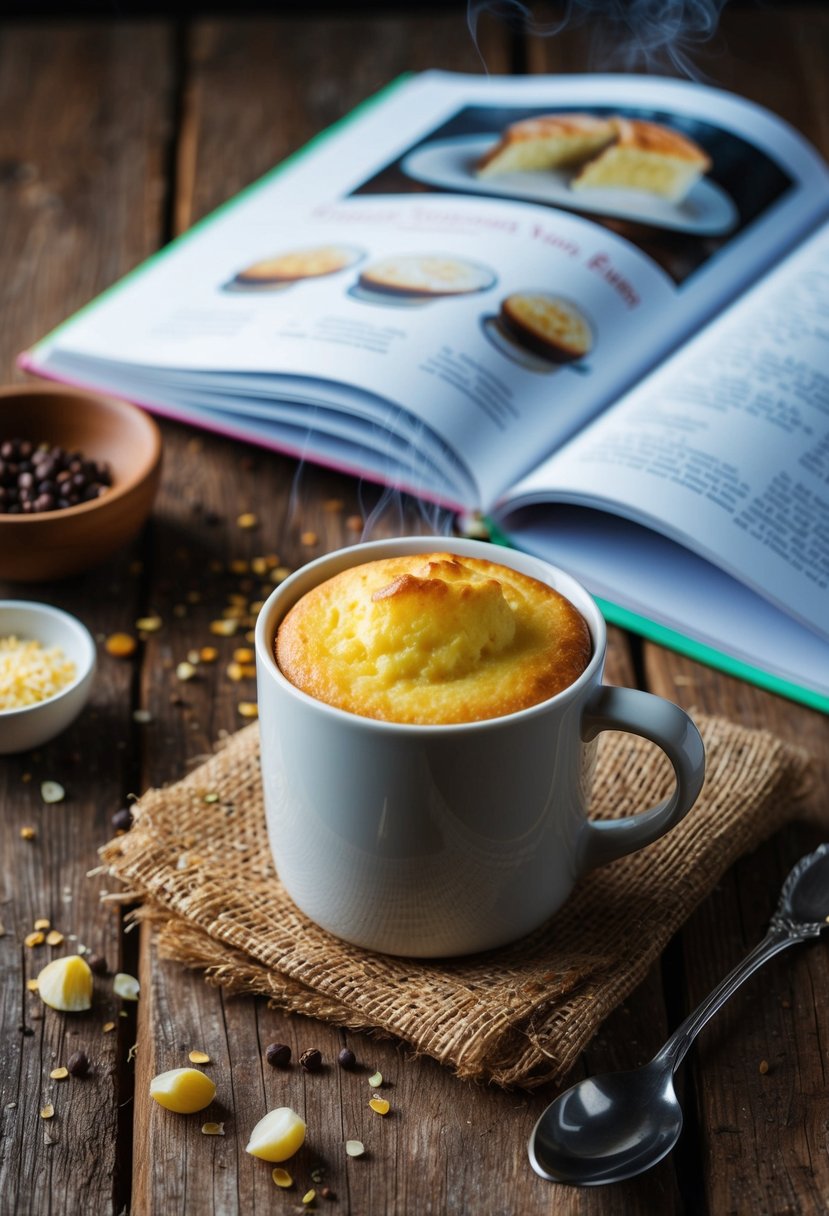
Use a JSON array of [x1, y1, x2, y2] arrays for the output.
[[529, 843, 829, 1186]]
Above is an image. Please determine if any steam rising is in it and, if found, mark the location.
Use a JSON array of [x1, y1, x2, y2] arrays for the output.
[[289, 416, 456, 547], [468, 0, 729, 76]]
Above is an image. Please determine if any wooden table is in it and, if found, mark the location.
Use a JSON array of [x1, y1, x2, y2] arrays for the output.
[[1, 8, 828, 1214]]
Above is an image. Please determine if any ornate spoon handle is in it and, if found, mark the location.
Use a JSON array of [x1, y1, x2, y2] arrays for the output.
[[654, 927, 795, 1073]]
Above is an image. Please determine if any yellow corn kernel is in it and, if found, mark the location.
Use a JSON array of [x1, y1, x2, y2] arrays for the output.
[[209, 619, 238, 637], [135, 616, 163, 633], [149, 1067, 216, 1114], [105, 633, 137, 658], [369, 1097, 390, 1116]]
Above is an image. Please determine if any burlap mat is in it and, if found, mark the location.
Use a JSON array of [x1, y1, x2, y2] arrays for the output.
[[101, 715, 813, 1089]]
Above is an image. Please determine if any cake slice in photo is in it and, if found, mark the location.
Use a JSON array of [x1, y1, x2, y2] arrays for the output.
[[572, 118, 711, 203], [476, 113, 616, 177]]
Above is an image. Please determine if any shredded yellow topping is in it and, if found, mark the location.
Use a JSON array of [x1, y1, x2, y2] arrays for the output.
[[0, 636, 76, 711]]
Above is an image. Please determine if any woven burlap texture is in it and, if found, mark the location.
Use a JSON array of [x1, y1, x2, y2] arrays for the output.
[[102, 714, 811, 1089]]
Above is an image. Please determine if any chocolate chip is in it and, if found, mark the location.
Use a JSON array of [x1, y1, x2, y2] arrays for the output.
[[67, 1050, 89, 1077], [337, 1047, 356, 1070], [111, 808, 133, 833], [299, 1048, 322, 1072], [265, 1042, 291, 1068]]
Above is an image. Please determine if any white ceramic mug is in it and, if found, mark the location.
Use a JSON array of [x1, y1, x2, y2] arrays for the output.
[[254, 537, 705, 957]]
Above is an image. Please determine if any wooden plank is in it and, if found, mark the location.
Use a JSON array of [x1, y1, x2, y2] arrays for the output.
[[521, 16, 686, 1211], [174, 12, 512, 236], [130, 7, 670, 1206], [527, 5, 829, 1210], [638, 8, 829, 1212], [132, 14, 616, 1216], [645, 651, 829, 1215], [131, 11, 666, 1214], [0, 20, 174, 1216]]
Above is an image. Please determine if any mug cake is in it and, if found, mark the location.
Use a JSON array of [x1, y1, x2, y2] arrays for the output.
[[275, 551, 591, 724]]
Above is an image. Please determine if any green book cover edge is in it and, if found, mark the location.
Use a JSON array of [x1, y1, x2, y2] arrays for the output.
[[28, 72, 415, 355]]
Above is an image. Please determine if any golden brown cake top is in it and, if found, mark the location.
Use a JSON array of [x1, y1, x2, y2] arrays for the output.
[[275, 553, 592, 724], [476, 113, 615, 172], [609, 118, 711, 166], [501, 293, 593, 360], [237, 246, 358, 282], [490, 113, 614, 145]]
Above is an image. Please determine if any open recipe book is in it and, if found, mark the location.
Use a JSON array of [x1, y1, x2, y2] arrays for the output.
[[23, 72, 829, 710]]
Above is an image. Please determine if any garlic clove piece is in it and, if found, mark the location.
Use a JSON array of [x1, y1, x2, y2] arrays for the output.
[[149, 1067, 216, 1114], [245, 1107, 306, 1162], [37, 954, 93, 1012]]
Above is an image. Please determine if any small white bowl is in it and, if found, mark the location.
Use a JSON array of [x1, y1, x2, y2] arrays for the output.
[[0, 601, 96, 754]]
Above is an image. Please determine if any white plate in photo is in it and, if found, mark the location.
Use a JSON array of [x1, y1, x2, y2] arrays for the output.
[[221, 278, 296, 294], [349, 254, 497, 306], [347, 283, 437, 307], [401, 135, 739, 236]]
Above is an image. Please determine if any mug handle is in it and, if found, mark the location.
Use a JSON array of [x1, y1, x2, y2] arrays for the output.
[[578, 685, 705, 871]]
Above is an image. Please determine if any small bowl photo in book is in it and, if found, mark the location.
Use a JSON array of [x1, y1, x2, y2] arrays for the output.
[[348, 254, 497, 307], [0, 385, 162, 582], [482, 292, 594, 373], [222, 245, 366, 293]]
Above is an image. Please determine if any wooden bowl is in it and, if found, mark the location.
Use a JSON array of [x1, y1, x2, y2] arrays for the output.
[[0, 385, 162, 582]]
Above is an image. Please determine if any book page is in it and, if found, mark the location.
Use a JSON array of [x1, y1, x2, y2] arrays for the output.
[[34, 194, 675, 507], [29, 71, 829, 508], [500, 222, 829, 640]]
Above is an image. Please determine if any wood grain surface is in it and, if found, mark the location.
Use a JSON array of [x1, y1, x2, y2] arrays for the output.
[[0, 9, 827, 1216]]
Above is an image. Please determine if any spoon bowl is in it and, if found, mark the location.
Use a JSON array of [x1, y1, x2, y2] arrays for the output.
[[529, 844, 829, 1186], [530, 1066, 682, 1185]]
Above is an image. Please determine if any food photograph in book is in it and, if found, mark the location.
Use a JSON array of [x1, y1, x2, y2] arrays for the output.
[[354, 103, 794, 286]]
